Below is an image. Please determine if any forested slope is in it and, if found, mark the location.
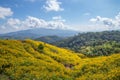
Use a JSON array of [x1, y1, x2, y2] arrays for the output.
[[54, 31, 120, 56]]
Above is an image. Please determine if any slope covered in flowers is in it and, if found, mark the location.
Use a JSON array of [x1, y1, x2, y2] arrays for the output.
[[0, 40, 120, 80]]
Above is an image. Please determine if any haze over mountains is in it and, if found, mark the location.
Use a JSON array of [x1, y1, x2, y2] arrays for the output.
[[0, 28, 78, 39]]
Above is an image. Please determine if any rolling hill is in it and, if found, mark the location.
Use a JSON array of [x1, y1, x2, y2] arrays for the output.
[[35, 35, 64, 43], [0, 39, 120, 80]]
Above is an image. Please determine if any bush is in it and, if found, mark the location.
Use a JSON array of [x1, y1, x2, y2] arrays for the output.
[[38, 44, 44, 52]]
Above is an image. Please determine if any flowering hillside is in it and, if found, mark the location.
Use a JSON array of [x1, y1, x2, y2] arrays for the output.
[[0, 40, 120, 80]]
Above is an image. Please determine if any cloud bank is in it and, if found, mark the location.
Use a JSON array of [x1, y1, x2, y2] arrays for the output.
[[43, 0, 63, 11], [90, 12, 120, 27], [0, 16, 67, 33], [0, 6, 13, 19]]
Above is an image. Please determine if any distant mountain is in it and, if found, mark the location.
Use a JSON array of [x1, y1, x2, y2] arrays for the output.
[[35, 35, 64, 43], [0, 28, 78, 39]]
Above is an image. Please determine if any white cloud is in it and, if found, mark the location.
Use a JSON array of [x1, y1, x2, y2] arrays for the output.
[[72, 24, 110, 32], [52, 16, 62, 20], [90, 12, 120, 27], [0, 6, 13, 19], [25, 0, 36, 2], [6, 18, 21, 29], [43, 0, 64, 11], [52, 16, 65, 22], [23, 16, 66, 29], [23, 16, 48, 28], [0, 16, 67, 33], [0, 18, 21, 33], [84, 13, 91, 16], [48, 16, 66, 29]]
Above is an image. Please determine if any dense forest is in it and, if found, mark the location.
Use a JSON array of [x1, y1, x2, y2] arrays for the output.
[[0, 40, 120, 80], [53, 31, 120, 56]]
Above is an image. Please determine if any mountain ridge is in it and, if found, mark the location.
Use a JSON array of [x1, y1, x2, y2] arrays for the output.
[[0, 28, 78, 39]]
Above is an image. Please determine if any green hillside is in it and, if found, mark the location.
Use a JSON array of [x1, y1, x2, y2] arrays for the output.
[[54, 31, 120, 56], [0, 40, 120, 80]]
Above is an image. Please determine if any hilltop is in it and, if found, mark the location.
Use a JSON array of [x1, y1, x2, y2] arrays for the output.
[[0, 40, 120, 80]]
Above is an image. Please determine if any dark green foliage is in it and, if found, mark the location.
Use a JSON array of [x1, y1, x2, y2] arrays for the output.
[[38, 44, 44, 52], [54, 30, 120, 56], [80, 41, 120, 56]]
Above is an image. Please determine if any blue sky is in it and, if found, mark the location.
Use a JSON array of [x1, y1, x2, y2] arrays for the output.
[[0, 0, 120, 33]]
